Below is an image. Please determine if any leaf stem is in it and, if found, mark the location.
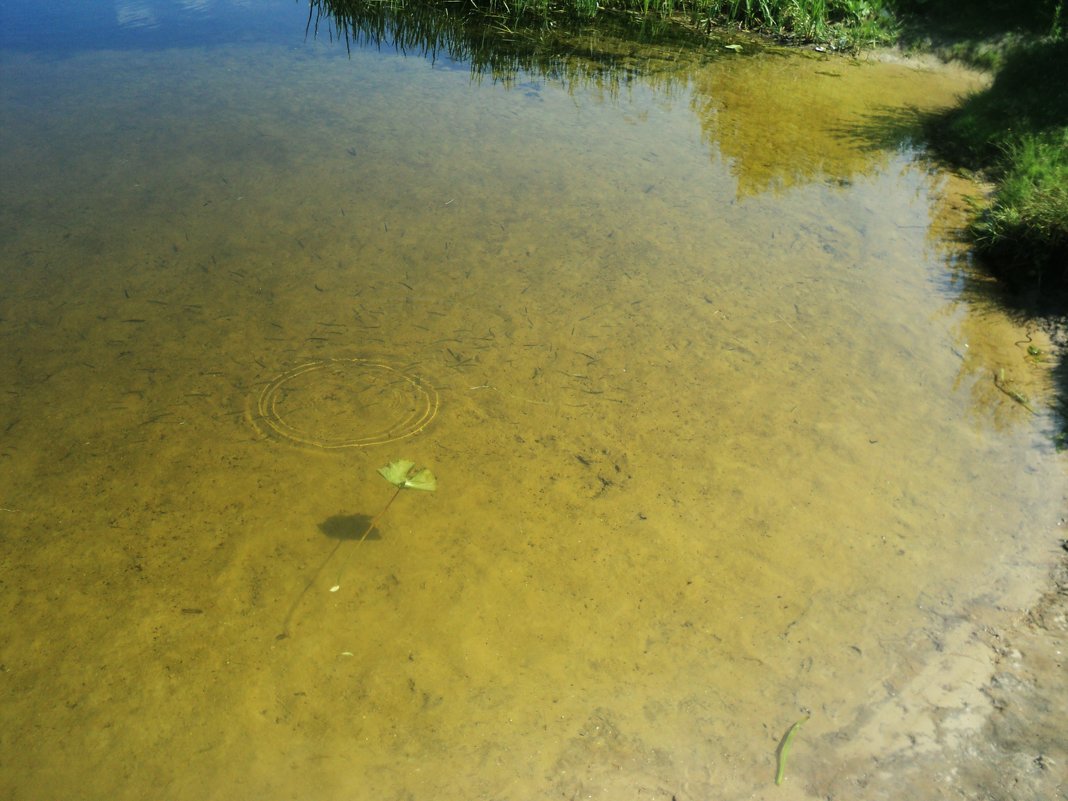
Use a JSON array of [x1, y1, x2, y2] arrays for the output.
[[332, 485, 402, 590]]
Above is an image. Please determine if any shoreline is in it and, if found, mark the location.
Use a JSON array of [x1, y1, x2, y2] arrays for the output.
[[811, 534, 1068, 799]]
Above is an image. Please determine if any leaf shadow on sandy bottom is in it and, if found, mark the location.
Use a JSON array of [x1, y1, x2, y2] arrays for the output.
[[318, 513, 380, 541]]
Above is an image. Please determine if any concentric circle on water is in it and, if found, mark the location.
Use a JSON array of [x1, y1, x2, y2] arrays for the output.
[[255, 358, 438, 449]]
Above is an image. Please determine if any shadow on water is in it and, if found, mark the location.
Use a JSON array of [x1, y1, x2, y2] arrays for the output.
[[832, 103, 932, 153], [318, 512, 379, 541], [277, 514, 381, 639], [963, 277, 1068, 447]]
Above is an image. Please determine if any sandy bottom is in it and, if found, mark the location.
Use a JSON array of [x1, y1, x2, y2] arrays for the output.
[[1, 23, 1065, 801], [811, 548, 1068, 801]]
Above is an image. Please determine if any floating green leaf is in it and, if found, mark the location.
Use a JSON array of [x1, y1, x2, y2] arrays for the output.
[[377, 459, 438, 491], [325, 459, 438, 593], [378, 459, 416, 486], [403, 467, 437, 492]]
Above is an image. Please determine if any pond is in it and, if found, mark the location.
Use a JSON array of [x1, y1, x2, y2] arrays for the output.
[[0, 1, 1063, 799]]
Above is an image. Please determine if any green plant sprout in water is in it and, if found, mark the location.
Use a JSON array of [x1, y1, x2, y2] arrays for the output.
[[329, 459, 436, 592]]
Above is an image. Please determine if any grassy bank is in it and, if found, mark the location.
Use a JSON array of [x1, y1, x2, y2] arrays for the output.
[[343, 0, 1059, 50], [627, 0, 899, 47], [925, 37, 1068, 298], [337, 0, 902, 47]]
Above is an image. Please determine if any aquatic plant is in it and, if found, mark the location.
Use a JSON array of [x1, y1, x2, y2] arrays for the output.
[[329, 460, 437, 592]]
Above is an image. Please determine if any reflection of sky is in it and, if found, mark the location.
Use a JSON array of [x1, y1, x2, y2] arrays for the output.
[[114, 0, 217, 27], [115, 1, 158, 29], [0, 0, 299, 52]]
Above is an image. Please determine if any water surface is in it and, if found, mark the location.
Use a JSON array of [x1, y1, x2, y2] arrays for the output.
[[0, 2, 1063, 799]]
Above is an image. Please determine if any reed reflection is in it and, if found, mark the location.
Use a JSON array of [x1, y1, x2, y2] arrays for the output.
[[307, 0, 704, 88]]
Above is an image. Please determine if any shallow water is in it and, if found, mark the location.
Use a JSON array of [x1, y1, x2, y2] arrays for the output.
[[0, 2, 1064, 799]]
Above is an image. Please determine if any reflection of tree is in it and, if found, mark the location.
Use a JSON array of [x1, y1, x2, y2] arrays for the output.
[[688, 54, 985, 198]]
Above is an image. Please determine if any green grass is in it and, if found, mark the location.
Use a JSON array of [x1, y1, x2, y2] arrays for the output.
[[316, 0, 902, 47], [314, 0, 1060, 48], [706, 0, 899, 46], [972, 132, 1068, 290], [928, 38, 1068, 294]]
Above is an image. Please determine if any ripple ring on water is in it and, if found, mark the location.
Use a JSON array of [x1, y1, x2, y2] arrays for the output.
[[254, 358, 438, 449]]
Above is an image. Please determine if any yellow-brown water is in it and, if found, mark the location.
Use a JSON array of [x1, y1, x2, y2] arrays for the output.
[[0, 12, 1064, 801]]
